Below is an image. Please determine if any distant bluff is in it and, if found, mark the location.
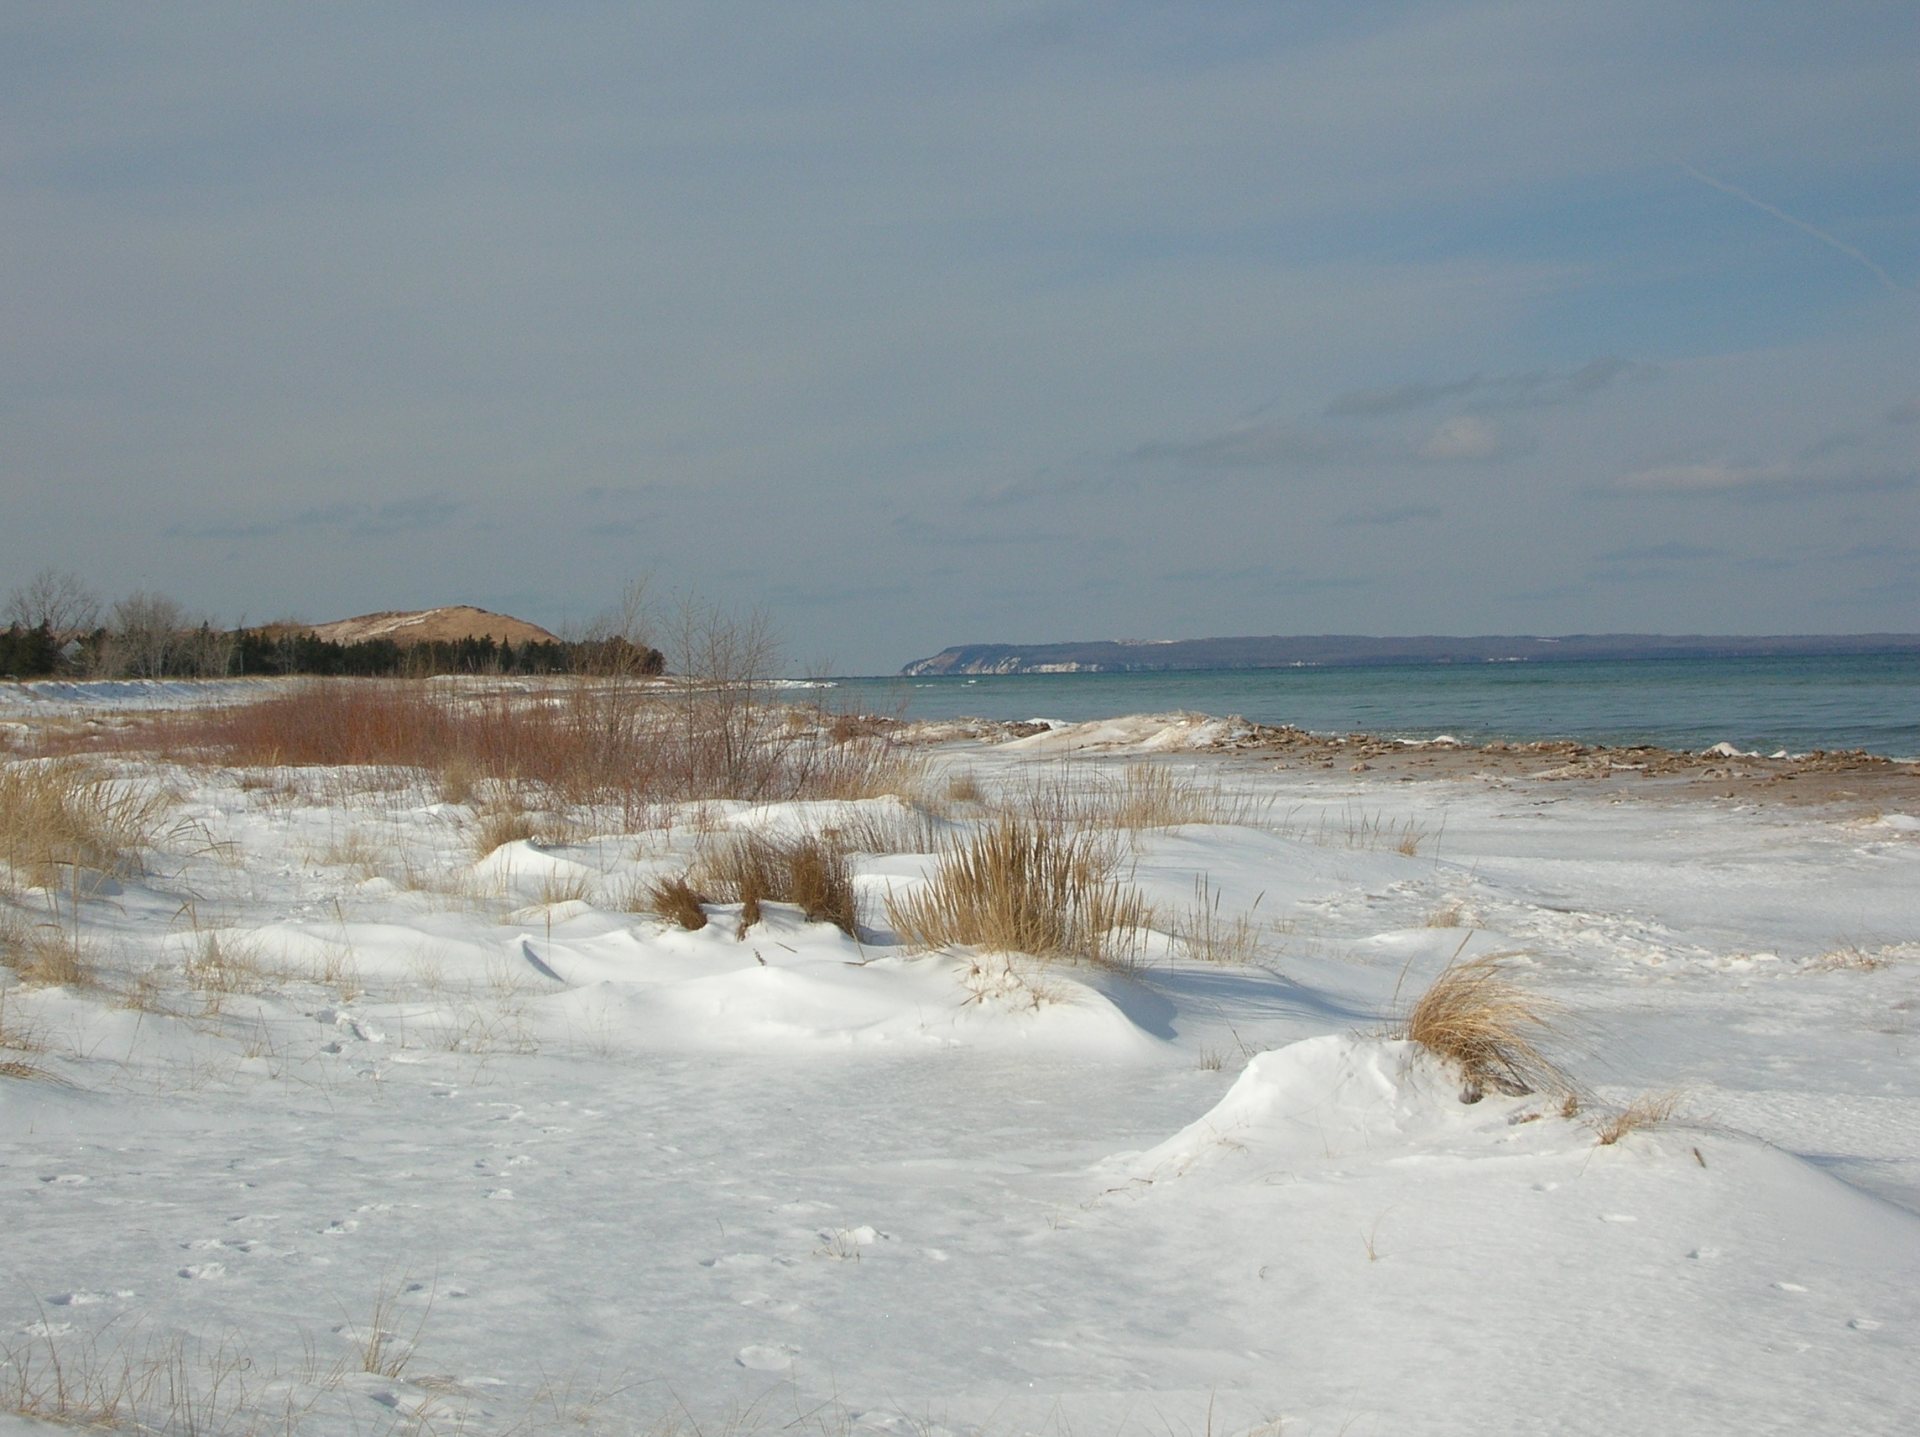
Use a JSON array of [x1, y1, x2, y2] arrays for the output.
[[901, 633, 1920, 675]]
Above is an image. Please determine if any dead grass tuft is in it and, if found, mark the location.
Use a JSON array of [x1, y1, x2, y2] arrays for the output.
[[1172, 875, 1266, 965], [886, 816, 1153, 968], [1592, 1091, 1681, 1145], [997, 762, 1271, 835], [4, 908, 94, 988], [0, 987, 55, 1082], [646, 875, 710, 930], [1399, 953, 1564, 1101], [0, 759, 170, 890], [473, 805, 540, 858], [697, 831, 858, 936], [944, 767, 984, 803]]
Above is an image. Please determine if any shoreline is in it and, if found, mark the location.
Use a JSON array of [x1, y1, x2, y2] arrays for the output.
[[897, 711, 1920, 816]]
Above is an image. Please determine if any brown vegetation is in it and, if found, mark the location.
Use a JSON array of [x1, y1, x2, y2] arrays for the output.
[[104, 678, 911, 822], [886, 816, 1152, 967], [695, 831, 859, 936], [1399, 953, 1565, 1100]]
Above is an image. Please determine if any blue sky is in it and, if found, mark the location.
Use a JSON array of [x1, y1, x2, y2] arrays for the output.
[[3, 3, 1915, 671]]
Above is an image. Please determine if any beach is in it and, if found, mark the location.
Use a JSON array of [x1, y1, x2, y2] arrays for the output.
[[2, 683, 1916, 1435]]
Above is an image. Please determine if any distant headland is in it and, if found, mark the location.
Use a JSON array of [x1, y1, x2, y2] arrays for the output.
[[900, 633, 1920, 676]]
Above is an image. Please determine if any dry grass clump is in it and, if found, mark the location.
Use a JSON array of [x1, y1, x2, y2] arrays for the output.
[[183, 932, 269, 997], [696, 831, 858, 936], [944, 767, 984, 804], [1, 903, 94, 988], [1398, 954, 1564, 1101], [886, 816, 1153, 968], [1592, 1091, 1681, 1145], [994, 762, 1272, 835], [645, 875, 710, 930], [1172, 875, 1266, 965], [472, 804, 540, 858], [0, 759, 170, 890], [0, 987, 54, 1081]]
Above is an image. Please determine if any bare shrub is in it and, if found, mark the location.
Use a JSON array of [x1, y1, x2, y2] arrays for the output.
[[886, 816, 1152, 968], [1398, 953, 1564, 1100]]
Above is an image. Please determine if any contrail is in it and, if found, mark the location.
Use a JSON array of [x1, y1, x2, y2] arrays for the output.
[[1681, 161, 1915, 298]]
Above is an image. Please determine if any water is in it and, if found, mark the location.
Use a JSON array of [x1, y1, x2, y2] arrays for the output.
[[826, 653, 1920, 759]]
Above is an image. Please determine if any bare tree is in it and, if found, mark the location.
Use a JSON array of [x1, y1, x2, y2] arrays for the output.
[[99, 591, 188, 677], [4, 568, 101, 638], [663, 594, 785, 797]]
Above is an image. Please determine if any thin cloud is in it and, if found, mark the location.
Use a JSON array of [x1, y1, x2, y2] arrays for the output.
[[1334, 504, 1443, 527], [1415, 415, 1530, 463], [1597, 542, 1720, 562], [1133, 421, 1359, 470], [1614, 461, 1913, 496], [1326, 357, 1653, 418], [1682, 162, 1916, 298], [168, 495, 466, 540]]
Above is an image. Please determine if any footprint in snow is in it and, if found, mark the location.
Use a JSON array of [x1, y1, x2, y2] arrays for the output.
[[737, 1292, 800, 1316], [735, 1344, 798, 1372], [1849, 1317, 1883, 1331], [701, 1253, 794, 1270], [177, 1263, 225, 1280], [39, 1174, 89, 1185], [1773, 1281, 1808, 1293], [322, 1219, 359, 1236]]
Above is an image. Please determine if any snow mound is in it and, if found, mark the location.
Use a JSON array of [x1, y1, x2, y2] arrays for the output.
[[1126, 1035, 1539, 1182], [540, 919, 1162, 1055], [470, 840, 601, 888], [1002, 712, 1254, 753]]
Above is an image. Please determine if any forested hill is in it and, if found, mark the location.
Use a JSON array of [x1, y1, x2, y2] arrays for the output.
[[901, 633, 1920, 676]]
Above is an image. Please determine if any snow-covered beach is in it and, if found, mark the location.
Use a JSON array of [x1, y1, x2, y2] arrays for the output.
[[3, 684, 1916, 1435]]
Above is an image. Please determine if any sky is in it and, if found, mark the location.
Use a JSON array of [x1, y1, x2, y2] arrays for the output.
[[3, 3, 1916, 674]]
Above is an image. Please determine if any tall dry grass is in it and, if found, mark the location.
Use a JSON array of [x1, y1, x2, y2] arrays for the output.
[[694, 831, 859, 936], [886, 816, 1152, 968], [0, 759, 170, 889], [995, 762, 1273, 835], [1398, 953, 1565, 1100]]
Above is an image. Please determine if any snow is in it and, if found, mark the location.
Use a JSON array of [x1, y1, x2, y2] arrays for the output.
[[2, 706, 1917, 1435]]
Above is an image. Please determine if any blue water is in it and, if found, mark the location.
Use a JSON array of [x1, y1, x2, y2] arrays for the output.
[[827, 654, 1920, 758]]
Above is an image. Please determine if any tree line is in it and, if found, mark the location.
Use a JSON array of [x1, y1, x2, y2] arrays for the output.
[[1, 570, 663, 681]]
